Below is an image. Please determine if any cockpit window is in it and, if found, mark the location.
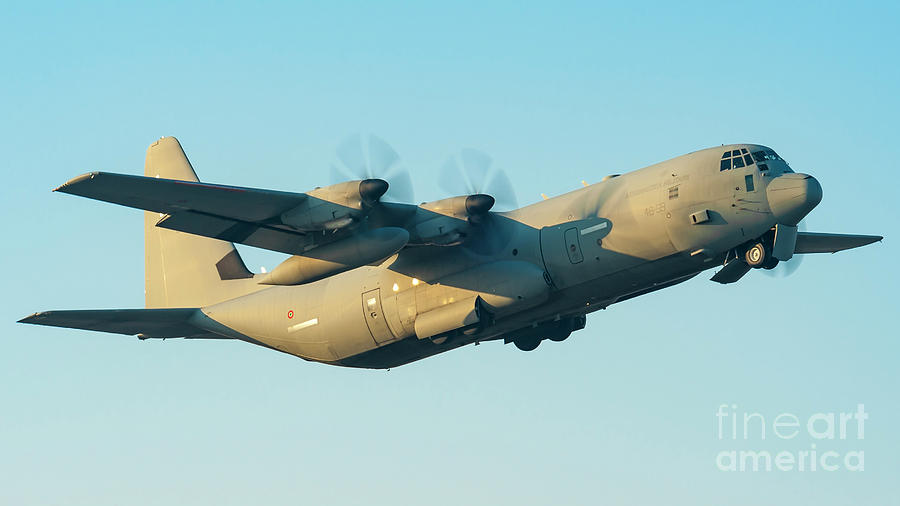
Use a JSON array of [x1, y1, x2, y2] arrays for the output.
[[752, 149, 784, 163], [720, 148, 755, 171]]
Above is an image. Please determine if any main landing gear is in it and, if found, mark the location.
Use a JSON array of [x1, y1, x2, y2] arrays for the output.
[[508, 315, 586, 352]]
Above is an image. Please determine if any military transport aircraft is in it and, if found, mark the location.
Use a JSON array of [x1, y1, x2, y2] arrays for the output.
[[19, 136, 882, 368]]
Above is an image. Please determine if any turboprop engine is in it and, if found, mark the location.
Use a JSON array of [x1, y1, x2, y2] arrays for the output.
[[412, 194, 495, 245], [280, 179, 389, 231]]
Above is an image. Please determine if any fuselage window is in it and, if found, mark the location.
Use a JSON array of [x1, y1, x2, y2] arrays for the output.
[[745, 174, 755, 192]]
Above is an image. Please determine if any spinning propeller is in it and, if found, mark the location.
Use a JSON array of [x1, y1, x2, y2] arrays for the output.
[[437, 148, 518, 212], [331, 133, 415, 203], [436, 148, 520, 254]]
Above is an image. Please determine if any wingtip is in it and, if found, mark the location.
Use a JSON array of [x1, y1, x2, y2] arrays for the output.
[[18, 312, 45, 324], [53, 172, 100, 193], [864, 235, 884, 246]]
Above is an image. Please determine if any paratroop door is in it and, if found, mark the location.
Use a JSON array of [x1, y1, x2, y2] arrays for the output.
[[564, 227, 584, 264], [362, 289, 395, 344]]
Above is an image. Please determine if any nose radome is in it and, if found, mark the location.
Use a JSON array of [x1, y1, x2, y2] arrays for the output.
[[766, 173, 823, 226]]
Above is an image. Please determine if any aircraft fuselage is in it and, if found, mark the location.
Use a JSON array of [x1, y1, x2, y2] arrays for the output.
[[202, 144, 815, 368]]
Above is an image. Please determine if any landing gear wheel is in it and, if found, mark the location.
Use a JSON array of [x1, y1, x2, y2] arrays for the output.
[[548, 331, 572, 342], [744, 242, 767, 268], [514, 336, 541, 351], [762, 256, 780, 270]]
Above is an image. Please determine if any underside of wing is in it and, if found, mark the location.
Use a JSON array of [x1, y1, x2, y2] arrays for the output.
[[18, 308, 228, 339], [794, 232, 883, 254]]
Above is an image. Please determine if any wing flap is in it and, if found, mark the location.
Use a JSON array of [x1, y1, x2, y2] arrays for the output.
[[794, 232, 883, 254], [18, 308, 228, 339], [156, 211, 311, 256]]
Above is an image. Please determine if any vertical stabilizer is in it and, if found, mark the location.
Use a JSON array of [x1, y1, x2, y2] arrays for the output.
[[144, 137, 258, 308]]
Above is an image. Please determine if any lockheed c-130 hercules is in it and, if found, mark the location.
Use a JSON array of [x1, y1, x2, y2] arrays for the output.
[[19, 136, 882, 368]]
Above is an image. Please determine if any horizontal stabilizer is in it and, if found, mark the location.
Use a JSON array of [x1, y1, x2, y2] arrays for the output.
[[795, 232, 883, 254], [18, 308, 229, 339]]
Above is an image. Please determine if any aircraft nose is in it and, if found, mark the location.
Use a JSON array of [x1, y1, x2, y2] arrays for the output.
[[765, 173, 823, 226]]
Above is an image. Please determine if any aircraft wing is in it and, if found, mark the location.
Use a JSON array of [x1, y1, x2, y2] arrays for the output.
[[55, 172, 356, 255], [794, 232, 883, 254], [57, 172, 307, 222], [18, 308, 228, 339]]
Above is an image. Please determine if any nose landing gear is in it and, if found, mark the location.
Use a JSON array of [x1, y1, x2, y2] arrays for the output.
[[744, 242, 768, 267], [742, 228, 779, 270]]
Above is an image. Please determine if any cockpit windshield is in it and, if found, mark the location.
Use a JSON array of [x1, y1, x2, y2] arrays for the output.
[[751, 149, 784, 163], [720, 147, 790, 172], [720, 148, 754, 171]]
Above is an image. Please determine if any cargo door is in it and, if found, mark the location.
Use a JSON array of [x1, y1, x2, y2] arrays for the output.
[[362, 289, 395, 344]]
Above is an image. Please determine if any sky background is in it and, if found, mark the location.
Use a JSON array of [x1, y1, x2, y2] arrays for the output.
[[1, 1, 898, 504]]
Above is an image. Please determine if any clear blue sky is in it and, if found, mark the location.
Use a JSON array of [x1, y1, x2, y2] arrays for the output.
[[1, 1, 897, 504]]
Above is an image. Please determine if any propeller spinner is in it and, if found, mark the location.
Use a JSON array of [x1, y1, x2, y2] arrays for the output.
[[435, 148, 520, 254], [331, 133, 415, 203]]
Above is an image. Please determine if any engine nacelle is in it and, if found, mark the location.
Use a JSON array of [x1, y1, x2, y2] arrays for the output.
[[281, 179, 388, 230], [412, 194, 495, 245], [419, 194, 494, 218], [258, 227, 409, 285]]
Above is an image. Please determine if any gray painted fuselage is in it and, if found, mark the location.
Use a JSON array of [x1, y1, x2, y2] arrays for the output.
[[204, 144, 800, 368]]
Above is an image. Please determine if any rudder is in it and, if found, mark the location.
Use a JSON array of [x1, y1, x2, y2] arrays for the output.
[[144, 137, 259, 308]]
